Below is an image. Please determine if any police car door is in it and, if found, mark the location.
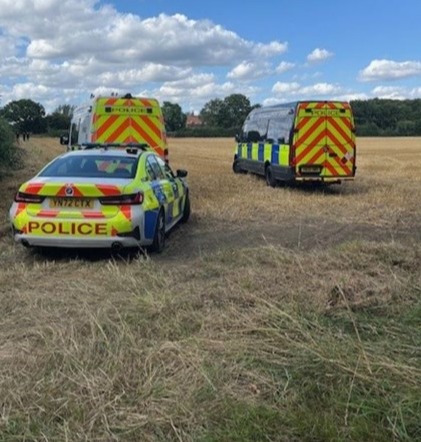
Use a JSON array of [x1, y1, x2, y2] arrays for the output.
[[147, 156, 175, 228], [157, 156, 183, 224], [146, 155, 167, 210]]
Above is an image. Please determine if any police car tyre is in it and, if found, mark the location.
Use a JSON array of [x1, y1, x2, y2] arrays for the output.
[[150, 209, 166, 253], [181, 193, 190, 223], [265, 166, 277, 187]]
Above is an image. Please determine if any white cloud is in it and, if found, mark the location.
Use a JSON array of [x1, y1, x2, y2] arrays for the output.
[[262, 97, 286, 106], [307, 48, 334, 63], [371, 86, 406, 99], [276, 61, 295, 74], [151, 72, 261, 112], [262, 90, 368, 107], [1, 1, 286, 66], [0, 0, 289, 112], [271, 81, 343, 99], [253, 41, 287, 58], [0, 35, 20, 57], [300, 82, 342, 96], [227, 61, 270, 80], [2, 1, 419, 114], [371, 85, 421, 100], [359, 59, 421, 81], [272, 82, 300, 94]]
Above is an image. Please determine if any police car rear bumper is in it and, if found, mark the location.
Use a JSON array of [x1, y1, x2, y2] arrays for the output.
[[13, 233, 151, 249]]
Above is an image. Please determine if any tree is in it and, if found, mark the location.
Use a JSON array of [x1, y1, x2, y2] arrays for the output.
[[199, 98, 225, 127], [200, 94, 253, 129], [0, 117, 19, 171], [222, 94, 252, 129], [1, 99, 46, 134], [45, 104, 75, 132], [162, 101, 187, 132], [53, 104, 74, 118]]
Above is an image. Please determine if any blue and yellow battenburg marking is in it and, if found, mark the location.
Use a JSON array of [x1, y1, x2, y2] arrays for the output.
[[236, 142, 291, 166]]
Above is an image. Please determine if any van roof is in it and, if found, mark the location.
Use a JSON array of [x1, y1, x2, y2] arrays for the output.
[[247, 101, 351, 118], [256, 100, 350, 110]]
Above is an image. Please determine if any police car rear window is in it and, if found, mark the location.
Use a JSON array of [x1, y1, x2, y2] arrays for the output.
[[39, 155, 138, 179]]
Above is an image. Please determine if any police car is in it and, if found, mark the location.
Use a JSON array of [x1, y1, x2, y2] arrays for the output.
[[9, 144, 190, 253]]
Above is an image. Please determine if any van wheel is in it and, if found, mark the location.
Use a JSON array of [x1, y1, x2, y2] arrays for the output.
[[181, 193, 190, 223], [233, 160, 244, 174], [265, 166, 277, 187], [150, 209, 165, 253]]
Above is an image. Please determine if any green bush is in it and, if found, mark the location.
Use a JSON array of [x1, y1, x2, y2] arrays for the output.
[[0, 117, 21, 173]]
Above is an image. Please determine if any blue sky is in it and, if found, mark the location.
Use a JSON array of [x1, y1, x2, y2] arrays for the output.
[[1, 0, 420, 113]]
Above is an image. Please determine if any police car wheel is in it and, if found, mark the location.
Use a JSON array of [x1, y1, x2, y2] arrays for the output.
[[265, 166, 277, 187], [181, 193, 190, 223], [150, 209, 166, 253]]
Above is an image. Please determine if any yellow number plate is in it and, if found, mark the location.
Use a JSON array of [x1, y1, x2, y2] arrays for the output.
[[49, 198, 94, 209], [301, 166, 321, 173]]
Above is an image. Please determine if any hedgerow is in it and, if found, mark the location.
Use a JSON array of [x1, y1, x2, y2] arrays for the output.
[[0, 117, 21, 174]]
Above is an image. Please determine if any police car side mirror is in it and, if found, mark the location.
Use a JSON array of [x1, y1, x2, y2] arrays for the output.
[[235, 133, 240, 142], [176, 169, 188, 178]]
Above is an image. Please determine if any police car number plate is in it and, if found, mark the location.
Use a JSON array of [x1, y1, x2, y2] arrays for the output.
[[49, 198, 94, 209]]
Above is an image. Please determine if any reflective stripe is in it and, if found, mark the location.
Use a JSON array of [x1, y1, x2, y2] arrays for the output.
[[293, 102, 355, 177], [91, 97, 167, 157], [237, 143, 288, 166]]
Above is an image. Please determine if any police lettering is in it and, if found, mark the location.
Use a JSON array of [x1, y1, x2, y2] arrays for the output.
[[107, 107, 147, 114], [27, 221, 108, 235]]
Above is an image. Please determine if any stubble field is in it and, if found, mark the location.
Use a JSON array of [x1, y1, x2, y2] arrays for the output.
[[0, 137, 420, 441]]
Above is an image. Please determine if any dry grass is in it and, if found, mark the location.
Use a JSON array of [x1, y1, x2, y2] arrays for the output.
[[0, 137, 420, 441]]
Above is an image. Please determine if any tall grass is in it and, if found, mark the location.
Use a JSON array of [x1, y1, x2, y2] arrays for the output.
[[0, 137, 420, 440], [0, 243, 419, 441]]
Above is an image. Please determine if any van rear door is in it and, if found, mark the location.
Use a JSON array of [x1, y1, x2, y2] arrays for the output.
[[293, 102, 356, 180], [92, 97, 167, 159]]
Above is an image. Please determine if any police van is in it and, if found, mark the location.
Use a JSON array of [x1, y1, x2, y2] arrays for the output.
[[233, 101, 356, 186], [62, 93, 168, 162]]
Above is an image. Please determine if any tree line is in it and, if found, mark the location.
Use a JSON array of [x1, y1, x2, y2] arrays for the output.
[[1, 96, 421, 139], [352, 99, 421, 136]]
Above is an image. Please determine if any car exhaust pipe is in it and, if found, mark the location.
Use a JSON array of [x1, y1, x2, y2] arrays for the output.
[[111, 242, 123, 252]]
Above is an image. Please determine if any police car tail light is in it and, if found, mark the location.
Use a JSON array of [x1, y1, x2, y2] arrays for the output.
[[99, 192, 143, 205], [14, 191, 45, 204]]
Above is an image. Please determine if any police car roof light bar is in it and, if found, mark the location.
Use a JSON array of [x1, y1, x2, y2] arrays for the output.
[[81, 142, 150, 151]]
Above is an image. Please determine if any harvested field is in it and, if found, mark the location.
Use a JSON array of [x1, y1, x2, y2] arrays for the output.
[[0, 137, 420, 441]]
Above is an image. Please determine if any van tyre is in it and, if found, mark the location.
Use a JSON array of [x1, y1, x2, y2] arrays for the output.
[[181, 193, 190, 223], [150, 209, 165, 253], [265, 166, 277, 187], [233, 160, 244, 174]]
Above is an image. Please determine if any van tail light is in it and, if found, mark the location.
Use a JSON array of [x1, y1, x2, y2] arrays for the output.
[[99, 192, 143, 205], [14, 191, 45, 204]]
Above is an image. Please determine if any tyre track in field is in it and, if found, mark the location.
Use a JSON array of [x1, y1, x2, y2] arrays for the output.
[[160, 215, 421, 261]]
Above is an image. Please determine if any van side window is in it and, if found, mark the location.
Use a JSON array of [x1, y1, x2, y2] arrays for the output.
[[266, 116, 293, 143]]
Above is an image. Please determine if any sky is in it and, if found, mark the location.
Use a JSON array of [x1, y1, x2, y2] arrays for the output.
[[1, 0, 421, 114]]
